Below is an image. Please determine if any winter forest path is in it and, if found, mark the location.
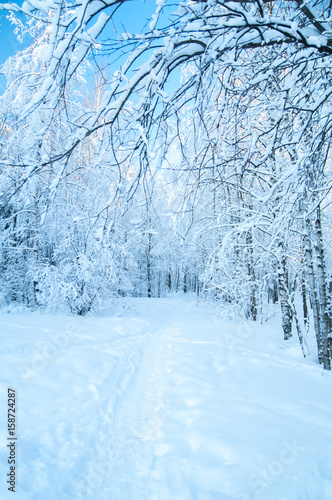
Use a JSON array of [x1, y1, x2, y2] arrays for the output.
[[1, 298, 332, 499]]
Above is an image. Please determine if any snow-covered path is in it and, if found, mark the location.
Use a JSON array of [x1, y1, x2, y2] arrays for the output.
[[1, 297, 332, 499]]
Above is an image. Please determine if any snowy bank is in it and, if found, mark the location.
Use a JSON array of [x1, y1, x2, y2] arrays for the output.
[[0, 297, 331, 499]]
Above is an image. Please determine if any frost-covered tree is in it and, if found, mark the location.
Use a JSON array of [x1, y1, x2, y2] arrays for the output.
[[1, 0, 332, 366]]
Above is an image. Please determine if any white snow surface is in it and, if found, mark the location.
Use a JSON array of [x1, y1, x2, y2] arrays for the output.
[[1, 297, 332, 499]]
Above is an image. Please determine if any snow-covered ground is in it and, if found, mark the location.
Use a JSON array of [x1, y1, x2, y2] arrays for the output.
[[1, 297, 332, 499]]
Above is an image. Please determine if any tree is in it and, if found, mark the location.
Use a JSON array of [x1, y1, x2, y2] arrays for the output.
[[0, 0, 331, 366]]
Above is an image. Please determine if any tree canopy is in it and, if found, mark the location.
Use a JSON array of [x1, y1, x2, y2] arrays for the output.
[[0, 0, 331, 367]]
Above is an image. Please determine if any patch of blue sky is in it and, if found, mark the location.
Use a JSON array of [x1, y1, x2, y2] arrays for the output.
[[0, 1, 181, 98]]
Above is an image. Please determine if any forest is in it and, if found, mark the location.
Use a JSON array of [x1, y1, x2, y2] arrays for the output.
[[0, 0, 332, 368]]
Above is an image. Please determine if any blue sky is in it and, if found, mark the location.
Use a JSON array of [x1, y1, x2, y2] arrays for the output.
[[0, 0, 176, 65], [0, 0, 180, 94], [0, 0, 26, 66]]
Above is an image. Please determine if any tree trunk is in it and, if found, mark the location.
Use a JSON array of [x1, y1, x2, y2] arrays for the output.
[[313, 206, 331, 370], [301, 272, 308, 327], [167, 271, 172, 292], [276, 244, 292, 340], [246, 228, 257, 321], [147, 231, 152, 298], [304, 218, 322, 363]]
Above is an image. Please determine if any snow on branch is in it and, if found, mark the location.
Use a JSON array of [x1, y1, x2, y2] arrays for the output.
[[0, 0, 331, 163]]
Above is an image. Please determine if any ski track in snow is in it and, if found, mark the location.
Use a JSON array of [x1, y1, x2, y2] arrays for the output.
[[1, 297, 332, 499]]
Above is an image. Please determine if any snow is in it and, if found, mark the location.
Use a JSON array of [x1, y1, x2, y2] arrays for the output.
[[22, 0, 53, 14], [79, 13, 110, 42], [1, 297, 332, 499]]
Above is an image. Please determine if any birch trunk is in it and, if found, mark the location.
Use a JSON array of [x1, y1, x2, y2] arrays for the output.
[[304, 218, 323, 364], [277, 245, 292, 340], [313, 206, 331, 370], [246, 228, 257, 321]]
